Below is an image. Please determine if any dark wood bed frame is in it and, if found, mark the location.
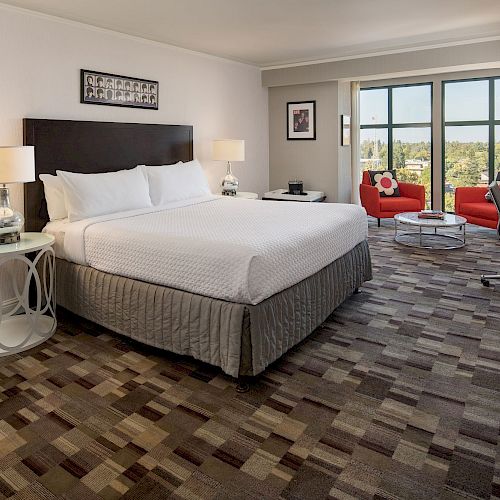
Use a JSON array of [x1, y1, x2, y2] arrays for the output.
[[23, 118, 193, 232]]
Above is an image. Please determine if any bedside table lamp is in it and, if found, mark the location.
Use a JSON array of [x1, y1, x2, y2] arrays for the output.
[[213, 139, 245, 196], [0, 146, 35, 244]]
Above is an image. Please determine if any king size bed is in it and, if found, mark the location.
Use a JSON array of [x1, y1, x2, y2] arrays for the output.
[[24, 118, 372, 384]]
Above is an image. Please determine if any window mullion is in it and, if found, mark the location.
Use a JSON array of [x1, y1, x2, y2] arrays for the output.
[[392, 122, 431, 129], [445, 120, 490, 127], [489, 78, 495, 181], [388, 87, 393, 169], [360, 124, 389, 130]]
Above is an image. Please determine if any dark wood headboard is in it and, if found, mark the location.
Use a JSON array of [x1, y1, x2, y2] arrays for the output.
[[23, 118, 193, 232]]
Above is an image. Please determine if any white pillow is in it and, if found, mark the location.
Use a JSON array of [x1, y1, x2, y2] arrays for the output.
[[57, 166, 152, 222], [141, 159, 211, 205], [39, 174, 68, 221], [140, 161, 182, 176]]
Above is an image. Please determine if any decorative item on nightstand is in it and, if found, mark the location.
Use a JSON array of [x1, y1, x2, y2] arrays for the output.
[[288, 180, 304, 195], [0, 146, 35, 244], [213, 139, 245, 196]]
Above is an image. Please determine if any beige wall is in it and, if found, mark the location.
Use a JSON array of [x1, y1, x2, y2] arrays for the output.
[[0, 6, 269, 202], [0, 5, 269, 306], [268, 82, 341, 201], [268, 80, 352, 204], [262, 39, 500, 87]]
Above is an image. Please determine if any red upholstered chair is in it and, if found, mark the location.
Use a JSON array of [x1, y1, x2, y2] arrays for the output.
[[455, 186, 499, 231], [360, 171, 426, 226]]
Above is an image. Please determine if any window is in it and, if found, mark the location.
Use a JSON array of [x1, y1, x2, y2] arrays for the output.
[[360, 128, 388, 169], [496, 125, 500, 170], [360, 84, 432, 207], [360, 88, 388, 125], [443, 78, 500, 212], [496, 80, 500, 120], [444, 80, 489, 121], [497, 80, 500, 171]]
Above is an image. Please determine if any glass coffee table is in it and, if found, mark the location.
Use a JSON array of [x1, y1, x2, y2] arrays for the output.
[[394, 212, 467, 249]]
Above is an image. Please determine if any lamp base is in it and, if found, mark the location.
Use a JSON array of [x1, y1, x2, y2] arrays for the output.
[[0, 230, 20, 245], [0, 185, 24, 244], [221, 161, 239, 197]]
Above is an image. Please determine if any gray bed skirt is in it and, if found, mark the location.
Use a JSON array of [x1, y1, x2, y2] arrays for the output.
[[56, 240, 372, 377]]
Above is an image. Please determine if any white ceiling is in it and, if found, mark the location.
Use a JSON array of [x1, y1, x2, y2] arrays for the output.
[[2, 0, 500, 67]]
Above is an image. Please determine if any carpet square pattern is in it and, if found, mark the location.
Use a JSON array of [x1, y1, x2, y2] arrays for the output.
[[0, 222, 500, 499]]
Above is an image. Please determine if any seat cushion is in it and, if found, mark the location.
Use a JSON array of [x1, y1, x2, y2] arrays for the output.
[[379, 196, 421, 212], [459, 202, 498, 221]]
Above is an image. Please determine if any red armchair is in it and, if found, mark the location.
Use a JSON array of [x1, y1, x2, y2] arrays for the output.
[[360, 171, 426, 226], [455, 187, 499, 230]]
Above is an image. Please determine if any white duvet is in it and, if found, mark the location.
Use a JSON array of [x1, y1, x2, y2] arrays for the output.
[[44, 195, 368, 305]]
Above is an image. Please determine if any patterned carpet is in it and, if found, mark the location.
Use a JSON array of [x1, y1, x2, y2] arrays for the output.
[[1, 221, 500, 499]]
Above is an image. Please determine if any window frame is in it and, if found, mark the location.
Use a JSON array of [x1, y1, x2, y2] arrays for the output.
[[441, 76, 500, 211], [360, 82, 434, 207]]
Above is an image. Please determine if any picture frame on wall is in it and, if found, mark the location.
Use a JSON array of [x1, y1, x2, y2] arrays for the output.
[[287, 101, 316, 140], [81, 69, 158, 110], [341, 114, 351, 146]]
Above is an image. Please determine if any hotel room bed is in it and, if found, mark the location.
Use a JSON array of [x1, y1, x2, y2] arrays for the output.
[[44, 195, 371, 377], [24, 118, 372, 379]]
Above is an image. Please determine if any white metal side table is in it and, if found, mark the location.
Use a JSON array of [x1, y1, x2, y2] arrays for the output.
[[0, 233, 56, 355], [394, 212, 467, 250]]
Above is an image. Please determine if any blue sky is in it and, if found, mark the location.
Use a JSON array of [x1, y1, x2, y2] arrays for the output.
[[361, 80, 499, 143]]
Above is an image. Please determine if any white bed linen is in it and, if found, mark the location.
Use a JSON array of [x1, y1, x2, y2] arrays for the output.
[[44, 196, 368, 305], [44, 217, 69, 258]]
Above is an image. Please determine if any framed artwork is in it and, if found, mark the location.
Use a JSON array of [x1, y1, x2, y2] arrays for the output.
[[341, 115, 351, 146], [287, 101, 316, 140], [81, 69, 158, 110]]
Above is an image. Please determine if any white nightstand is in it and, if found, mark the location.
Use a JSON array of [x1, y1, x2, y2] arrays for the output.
[[263, 189, 326, 202], [0, 232, 56, 356], [221, 191, 259, 200]]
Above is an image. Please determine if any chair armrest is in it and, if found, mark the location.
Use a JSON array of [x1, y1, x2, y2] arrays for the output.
[[360, 183, 380, 216], [399, 182, 425, 209], [455, 187, 488, 212]]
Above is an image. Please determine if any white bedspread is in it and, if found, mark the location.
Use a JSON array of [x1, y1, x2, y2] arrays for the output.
[[44, 196, 368, 305]]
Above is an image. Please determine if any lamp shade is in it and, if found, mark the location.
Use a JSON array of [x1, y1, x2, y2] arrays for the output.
[[213, 140, 245, 162], [0, 146, 35, 184]]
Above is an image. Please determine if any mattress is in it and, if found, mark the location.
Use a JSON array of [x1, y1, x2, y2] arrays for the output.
[[44, 195, 368, 305]]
